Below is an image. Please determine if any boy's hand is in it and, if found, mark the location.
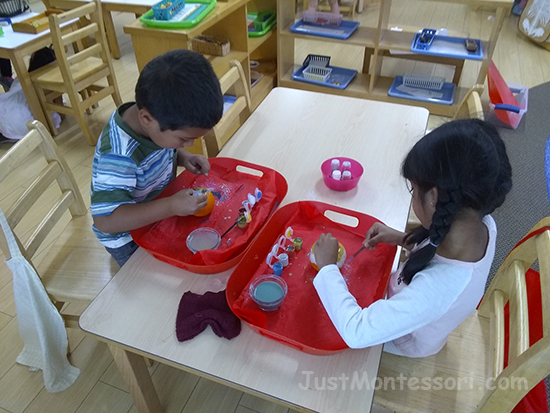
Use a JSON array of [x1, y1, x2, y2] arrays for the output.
[[364, 222, 404, 249], [182, 153, 210, 176], [169, 189, 208, 216], [313, 233, 339, 270]]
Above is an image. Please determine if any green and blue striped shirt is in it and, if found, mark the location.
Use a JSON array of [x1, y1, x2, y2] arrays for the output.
[[91, 103, 177, 248]]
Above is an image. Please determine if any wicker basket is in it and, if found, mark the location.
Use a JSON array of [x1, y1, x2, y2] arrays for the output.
[[0, 0, 29, 18], [191, 35, 230, 56]]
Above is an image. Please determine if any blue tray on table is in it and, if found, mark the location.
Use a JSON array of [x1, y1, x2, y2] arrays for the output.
[[410, 33, 483, 60], [292, 64, 357, 90], [388, 75, 456, 105], [289, 19, 359, 40]]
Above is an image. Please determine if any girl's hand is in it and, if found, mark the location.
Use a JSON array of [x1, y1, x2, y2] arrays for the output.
[[364, 222, 404, 249], [313, 233, 339, 270], [169, 189, 208, 216], [182, 153, 210, 175]]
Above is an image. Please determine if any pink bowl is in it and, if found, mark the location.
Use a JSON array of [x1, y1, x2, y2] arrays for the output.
[[321, 157, 364, 191]]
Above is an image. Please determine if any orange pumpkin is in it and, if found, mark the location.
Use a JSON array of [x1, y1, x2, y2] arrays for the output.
[[193, 188, 215, 217], [310, 241, 346, 271]]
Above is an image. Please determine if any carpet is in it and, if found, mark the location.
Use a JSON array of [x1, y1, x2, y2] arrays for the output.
[[488, 81, 550, 282], [486, 81, 550, 409]]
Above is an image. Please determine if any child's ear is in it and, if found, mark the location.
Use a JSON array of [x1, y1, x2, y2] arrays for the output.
[[428, 187, 438, 211], [138, 108, 155, 128]]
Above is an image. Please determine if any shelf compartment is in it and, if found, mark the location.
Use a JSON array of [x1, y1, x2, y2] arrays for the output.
[[379, 30, 488, 62], [388, 75, 456, 105], [372, 76, 469, 117], [292, 64, 357, 90], [410, 33, 484, 60], [248, 25, 276, 53], [290, 19, 360, 40], [281, 66, 370, 98], [280, 25, 378, 47]]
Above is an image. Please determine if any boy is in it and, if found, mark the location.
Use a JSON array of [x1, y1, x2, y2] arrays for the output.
[[91, 49, 224, 267]]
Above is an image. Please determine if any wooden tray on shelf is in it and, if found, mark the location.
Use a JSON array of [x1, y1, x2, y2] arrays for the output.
[[12, 10, 62, 34]]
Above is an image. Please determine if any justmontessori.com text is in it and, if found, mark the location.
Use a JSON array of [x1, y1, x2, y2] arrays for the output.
[[298, 371, 528, 392]]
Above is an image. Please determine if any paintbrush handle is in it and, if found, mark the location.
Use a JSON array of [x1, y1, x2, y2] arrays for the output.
[[349, 245, 366, 261], [220, 221, 238, 238]]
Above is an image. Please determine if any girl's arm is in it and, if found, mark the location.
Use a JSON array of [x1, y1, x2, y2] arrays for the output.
[[313, 264, 470, 349]]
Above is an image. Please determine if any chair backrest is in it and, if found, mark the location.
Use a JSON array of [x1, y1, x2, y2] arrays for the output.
[[476, 217, 550, 412], [455, 83, 484, 120], [203, 60, 252, 157], [47, 0, 113, 95], [0, 121, 86, 263]]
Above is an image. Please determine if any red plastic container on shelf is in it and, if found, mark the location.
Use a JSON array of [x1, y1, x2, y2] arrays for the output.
[[226, 201, 397, 355], [131, 158, 288, 274], [321, 157, 364, 191]]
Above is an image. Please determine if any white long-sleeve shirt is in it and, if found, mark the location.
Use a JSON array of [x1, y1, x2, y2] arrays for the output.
[[313, 215, 496, 358]]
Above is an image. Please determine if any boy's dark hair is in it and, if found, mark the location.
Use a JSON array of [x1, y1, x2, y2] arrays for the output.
[[135, 49, 223, 131], [400, 119, 512, 285]]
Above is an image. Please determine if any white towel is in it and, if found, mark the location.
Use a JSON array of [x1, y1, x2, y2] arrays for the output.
[[0, 208, 80, 392]]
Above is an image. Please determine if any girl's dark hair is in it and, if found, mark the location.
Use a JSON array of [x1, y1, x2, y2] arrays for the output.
[[135, 49, 223, 131], [400, 119, 512, 285]]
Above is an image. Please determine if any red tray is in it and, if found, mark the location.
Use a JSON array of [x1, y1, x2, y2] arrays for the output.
[[226, 201, 397, 355], [131, 158, 288, 274]]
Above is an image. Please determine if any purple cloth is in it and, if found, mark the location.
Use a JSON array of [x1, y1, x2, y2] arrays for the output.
[[176, 290, 241, 341]]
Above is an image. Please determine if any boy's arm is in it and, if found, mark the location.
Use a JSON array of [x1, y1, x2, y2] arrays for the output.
[[94, 197, 174, 234], [93, 191, 206, 233], [91, 152, 207, 234], [177, 148, 210, 175]]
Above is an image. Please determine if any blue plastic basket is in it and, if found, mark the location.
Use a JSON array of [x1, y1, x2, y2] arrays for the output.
[[152, 0, 185, 20]]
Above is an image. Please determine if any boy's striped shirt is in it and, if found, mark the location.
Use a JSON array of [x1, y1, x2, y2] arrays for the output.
[[91, 103, 176, 248]]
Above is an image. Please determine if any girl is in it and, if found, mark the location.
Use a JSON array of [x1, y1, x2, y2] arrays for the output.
[[312, 119, 512, 357]]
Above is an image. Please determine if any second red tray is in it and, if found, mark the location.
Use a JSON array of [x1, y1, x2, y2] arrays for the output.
[[226, 201, 397, 355]]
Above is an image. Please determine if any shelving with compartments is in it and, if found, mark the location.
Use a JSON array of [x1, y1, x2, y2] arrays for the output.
[[277, 0, 513, 116], [124, 0, 277, 112]]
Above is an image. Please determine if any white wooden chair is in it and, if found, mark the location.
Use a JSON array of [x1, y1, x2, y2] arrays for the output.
[[203, 60, 252, 157], [375, 217, 550, 413], [0, 120, 116, 330], [31, 0, 122, 146]]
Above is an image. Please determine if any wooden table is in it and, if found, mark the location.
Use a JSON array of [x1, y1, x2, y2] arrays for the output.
[[79, 88, 429, 413], [0, 13, 76, 134]]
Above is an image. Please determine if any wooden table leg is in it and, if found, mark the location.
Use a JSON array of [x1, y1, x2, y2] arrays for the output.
[[10, 50, 53, 134], [108, 344, 163, 413], [103, 8, 121, 59]]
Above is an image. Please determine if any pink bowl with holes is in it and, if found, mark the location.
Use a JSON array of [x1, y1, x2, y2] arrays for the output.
[[321, 157, 364, 191]]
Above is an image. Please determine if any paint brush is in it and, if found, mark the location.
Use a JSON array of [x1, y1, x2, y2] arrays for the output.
[[346, 245, 366, 263], [220, 216, 246, 239]]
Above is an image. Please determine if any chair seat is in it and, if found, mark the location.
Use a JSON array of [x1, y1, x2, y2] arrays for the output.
[[38, 214, 117, 302], [374, 312, 491, 413], [31, 57, 108, 87]]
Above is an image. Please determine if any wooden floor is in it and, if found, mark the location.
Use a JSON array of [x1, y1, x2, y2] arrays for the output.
[[0, 1, 548, 412]]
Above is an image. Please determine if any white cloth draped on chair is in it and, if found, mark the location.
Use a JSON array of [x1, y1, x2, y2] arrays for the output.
[[0, 207, 80, 392]]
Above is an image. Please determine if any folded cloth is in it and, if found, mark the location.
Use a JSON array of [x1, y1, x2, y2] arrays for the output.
[[176, 290, 241, 341]]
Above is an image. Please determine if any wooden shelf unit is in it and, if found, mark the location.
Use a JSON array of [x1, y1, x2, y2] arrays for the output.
[[277, 0, 513, 116], [123, 0, 277, 111]]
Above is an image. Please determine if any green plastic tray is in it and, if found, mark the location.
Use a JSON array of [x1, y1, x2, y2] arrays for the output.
[[247, 11, 276, 37], [140, 0, 216, 29]]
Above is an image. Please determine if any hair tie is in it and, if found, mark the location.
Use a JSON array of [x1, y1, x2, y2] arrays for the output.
[[429, 239, 440, 248]]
